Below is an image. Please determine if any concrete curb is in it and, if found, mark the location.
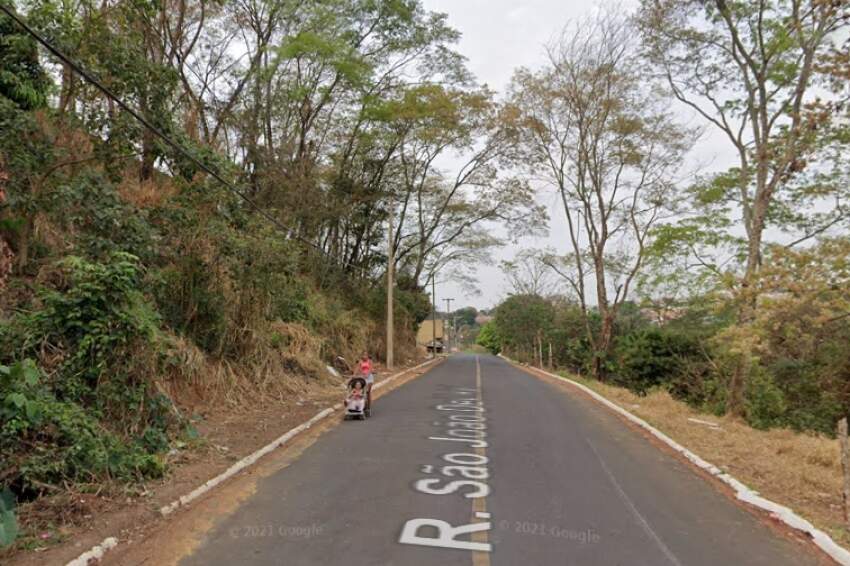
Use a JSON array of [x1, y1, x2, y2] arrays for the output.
[[503, 356, 850, 566], [372, 357, 440, 392], [65, 537, 117, 566], [158, 407, 336, 517], [65, 357, 439, 566]]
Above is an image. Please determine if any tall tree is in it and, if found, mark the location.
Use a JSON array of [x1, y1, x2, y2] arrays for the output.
[[639, 0, 850, 413], [386, 84, 543, 287], [510, 10, 692, 379]]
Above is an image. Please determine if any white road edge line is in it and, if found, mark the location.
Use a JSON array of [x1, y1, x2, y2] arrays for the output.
[[500, 355, 850, 566], [64, 357, 440, 566]]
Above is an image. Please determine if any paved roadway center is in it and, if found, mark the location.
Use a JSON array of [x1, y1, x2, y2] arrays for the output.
[[178, 354, 822, 566]]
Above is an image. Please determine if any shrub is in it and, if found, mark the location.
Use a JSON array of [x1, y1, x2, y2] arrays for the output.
[[0, 360, 165, 498], [154, 254, 228, 355], [476, 321, 500, 355], [769, 359, 844, 435], [743, 366, 787, 430], [0, 254, 173, 497], [613, 327, 701, 395]]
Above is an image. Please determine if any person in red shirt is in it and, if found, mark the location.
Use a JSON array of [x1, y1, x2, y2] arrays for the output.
[[358, 353, 374, 416]]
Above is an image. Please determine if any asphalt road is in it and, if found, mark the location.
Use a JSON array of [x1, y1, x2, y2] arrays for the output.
[[176, 354, 822, 566]]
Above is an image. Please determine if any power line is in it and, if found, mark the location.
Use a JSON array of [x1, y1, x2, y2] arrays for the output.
[[0, 2, 366, 275]]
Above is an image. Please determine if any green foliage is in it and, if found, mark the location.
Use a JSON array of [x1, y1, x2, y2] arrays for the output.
[[13, 254, 159, 399], [0, 1, 50, 110], [493, 294, 553, 360], [0, 488, 17, 548], [154, 254, 229, 355], [476, 321, 500, 355], [613, 327, 699, 395], [54, 171, 156, 261], [769, 359, 843, 434], [743, 366, 787, 430], [0, 255, 171, 496], [0, 359, 165, 496], [452, 306, 478, 328]]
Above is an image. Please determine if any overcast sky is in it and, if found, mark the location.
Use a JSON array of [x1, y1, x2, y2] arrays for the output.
[[418, 0, 627, 311], [417, 0, 743, 313]]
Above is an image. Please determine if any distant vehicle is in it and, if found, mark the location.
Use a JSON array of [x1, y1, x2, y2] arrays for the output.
[[426, 339, 444, 353]]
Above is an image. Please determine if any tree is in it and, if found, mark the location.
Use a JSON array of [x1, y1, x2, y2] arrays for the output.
[[493, 294, 553, 363], [476, 320, 500, 355], [501, 249, 557, 296], [509, 10, 692, 379], [638, 0, 850, 413], [452, 306, 478, 328], [0, 0, 49, 110], [387, 85, 544, 288], [710, 238, 850, 431]]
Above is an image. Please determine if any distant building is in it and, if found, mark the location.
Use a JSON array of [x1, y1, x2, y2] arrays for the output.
[[474, 313, 493, 326], [640, 305, 686, 325], [417, 319, 445, 347]]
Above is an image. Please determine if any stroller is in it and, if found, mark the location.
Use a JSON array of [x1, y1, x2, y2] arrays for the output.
[[344, 376, 369, 420]]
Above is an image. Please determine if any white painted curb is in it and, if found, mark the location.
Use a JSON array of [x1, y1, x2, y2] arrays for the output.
[[505, 356, 850, 566], [65, 358, 439, 566], [372, 358, 439, 391], [158, 407, 336, 516], [65, 537, 117, 566]]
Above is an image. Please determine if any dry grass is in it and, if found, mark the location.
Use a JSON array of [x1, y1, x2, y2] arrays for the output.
[[561, 373, 849, 546], [159, 317, 347, 412], [118, 175, 180, 209]]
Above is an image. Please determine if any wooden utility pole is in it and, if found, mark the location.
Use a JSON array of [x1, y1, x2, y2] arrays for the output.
[[443, 298, 454, 353], [431, 277, 437, 359], [839, 417, 850, 527], [386, 194, 394, 370]]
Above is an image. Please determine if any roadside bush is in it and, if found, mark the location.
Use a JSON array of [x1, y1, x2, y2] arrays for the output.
[[743, 365, 787, 430], [0, 254, 173, 496], [613, 327, 702, 395], [769, 359, 843, 434], [54, 171, 156, 262], [1, 359, 166, 498], [154, 253, 229, 355], [476, 321, 500, 355]]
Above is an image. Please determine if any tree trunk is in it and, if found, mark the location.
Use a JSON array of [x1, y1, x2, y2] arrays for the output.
[[839, 417, 850, 529], [536, 331, 542, 367], [593, 311, 615, 381], [727, 250, 762, 418], [14, 216, 32, 274], [59, 63, 75, 116]]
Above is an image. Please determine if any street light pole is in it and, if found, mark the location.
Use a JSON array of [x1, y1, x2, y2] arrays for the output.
[[386, 193, 394, 370]]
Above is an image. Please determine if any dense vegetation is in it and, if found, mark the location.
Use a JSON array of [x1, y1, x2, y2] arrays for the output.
[[0, 0, 537, 543], [480, 2, 850, 437]]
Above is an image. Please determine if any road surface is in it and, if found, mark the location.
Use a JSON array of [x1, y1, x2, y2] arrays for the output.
[[157, 355, 821, 565]]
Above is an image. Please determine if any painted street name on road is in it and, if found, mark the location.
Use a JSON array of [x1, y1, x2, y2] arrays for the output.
[[399, 384, 493, 553]]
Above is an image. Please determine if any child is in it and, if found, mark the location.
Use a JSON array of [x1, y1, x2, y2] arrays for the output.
[[346, 379, 366, 412]]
